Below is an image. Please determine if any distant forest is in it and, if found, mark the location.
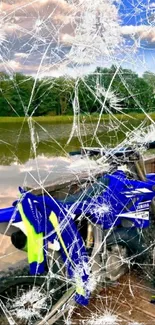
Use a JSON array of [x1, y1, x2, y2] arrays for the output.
[[0, 66, 155, 116]]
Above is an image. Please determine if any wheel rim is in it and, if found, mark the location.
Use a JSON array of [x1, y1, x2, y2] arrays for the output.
[[0, 250, 75, 325], [0, 283, 53, 324]]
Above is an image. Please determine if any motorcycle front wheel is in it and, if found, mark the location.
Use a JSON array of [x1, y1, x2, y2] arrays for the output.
[[0, 253, 75, 325]]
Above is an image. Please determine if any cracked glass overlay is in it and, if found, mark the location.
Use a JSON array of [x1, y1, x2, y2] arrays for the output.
[[0, 0, 155, 324]]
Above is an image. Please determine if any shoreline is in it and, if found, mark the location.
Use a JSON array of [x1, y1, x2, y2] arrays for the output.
[[0, 112, 153, 124]]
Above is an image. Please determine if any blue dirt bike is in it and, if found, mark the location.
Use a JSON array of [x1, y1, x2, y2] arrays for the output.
[[0, 148, 155, 325]]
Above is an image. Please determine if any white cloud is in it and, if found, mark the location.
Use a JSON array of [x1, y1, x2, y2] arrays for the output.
[[15, 53, 29, 58], [149, 2, 155, 7], [0, 60, 35, 74], [122, 25, 155, 43], [0, 0, 75, 39], [0, 0, 123, 74], [7, 60, 21, 70], [1, 0, 154, 76]]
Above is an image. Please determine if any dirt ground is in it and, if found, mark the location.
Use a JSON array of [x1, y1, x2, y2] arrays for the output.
[[72, 272, 155, 324]]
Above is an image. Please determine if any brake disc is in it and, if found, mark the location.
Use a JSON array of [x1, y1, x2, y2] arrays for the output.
[[104, 244, 128, 281]]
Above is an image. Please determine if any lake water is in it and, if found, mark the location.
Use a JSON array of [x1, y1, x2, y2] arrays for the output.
[[0, 118, 141, 207]]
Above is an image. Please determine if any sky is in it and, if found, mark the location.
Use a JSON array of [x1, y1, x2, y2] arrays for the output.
[[119, 0, 155, 75], [0, 0, 155, 77]]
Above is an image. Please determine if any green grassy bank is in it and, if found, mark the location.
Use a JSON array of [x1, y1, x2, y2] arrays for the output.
[[0, 112, 155, 124]]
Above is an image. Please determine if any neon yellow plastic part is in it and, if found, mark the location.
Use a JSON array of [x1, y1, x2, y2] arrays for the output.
[[18, 203, 44, 265]]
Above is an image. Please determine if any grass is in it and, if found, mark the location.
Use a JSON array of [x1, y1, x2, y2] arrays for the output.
[[0, 116, 73, 124], [0, 112, 155, 124]]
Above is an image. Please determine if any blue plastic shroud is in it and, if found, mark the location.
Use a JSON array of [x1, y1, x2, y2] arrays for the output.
[[0, 206, 18, 222]]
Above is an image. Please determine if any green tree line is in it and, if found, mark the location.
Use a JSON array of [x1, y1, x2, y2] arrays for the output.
[[0, 66, 155, 116]]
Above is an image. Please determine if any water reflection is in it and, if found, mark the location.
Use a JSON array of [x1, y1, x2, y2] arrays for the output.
[[0, 155, 102, 207], [0, 118, 142, 207], [0, 122, 106, 165], [0, 121, 130, 166]]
